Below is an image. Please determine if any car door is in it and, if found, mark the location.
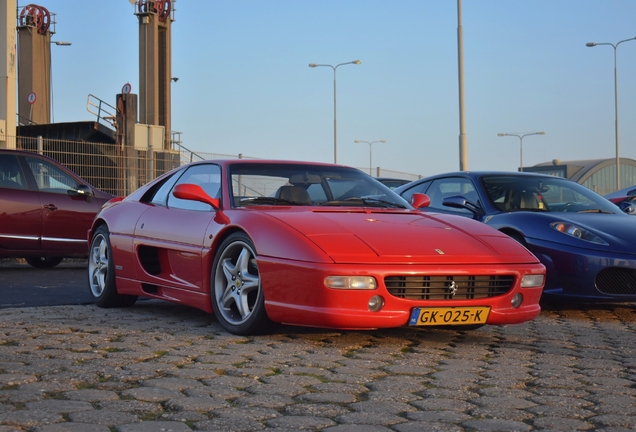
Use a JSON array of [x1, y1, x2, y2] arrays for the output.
[[24, 155, 103, 253], [133, 163, 222, 290], [0, 153, 42, 251]]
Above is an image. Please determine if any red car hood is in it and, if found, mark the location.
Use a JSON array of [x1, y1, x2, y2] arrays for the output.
[[263, 209, 538, 265]]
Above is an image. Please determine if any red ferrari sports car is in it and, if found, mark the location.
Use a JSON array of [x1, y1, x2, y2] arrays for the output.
[[88, 160, 545, 335]]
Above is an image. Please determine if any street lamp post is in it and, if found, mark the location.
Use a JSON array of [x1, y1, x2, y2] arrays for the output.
[[457, 0, 468, 171], [49, 41, 72, 123], [497, 132, 545, 172], [586, 37, 636, 191], [354, 140, 386, 175], [309, 60, 361, 163]]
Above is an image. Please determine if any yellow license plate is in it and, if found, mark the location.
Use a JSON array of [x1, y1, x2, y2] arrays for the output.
[[409, 306, 490, 326]]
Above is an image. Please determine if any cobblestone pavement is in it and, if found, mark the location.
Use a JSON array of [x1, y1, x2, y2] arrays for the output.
[[1, 301, 636, 431]]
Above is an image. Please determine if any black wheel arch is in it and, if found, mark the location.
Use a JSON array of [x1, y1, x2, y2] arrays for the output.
[[499, 228, 528, 247]]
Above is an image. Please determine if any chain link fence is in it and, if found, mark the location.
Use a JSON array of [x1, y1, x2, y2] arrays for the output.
[[2, 135, 420, 196]]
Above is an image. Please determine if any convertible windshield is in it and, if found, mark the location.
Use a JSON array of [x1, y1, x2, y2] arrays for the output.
[[229, 163, 409, 209], [481, 175, 618, 214]]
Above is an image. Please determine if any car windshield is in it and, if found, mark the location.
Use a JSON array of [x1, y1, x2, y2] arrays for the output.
[[229, 163, 410, 209], [481, 175, 619, 214]]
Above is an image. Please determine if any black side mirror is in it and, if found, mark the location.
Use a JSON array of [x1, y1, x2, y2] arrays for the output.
[[619, 201, 636, 214], [71, 184, 94, 202], [442, 195, 482, 215]]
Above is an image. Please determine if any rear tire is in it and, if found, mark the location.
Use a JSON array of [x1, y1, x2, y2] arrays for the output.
[[25, 256, 63, 268], [88, 225, 137, 308]]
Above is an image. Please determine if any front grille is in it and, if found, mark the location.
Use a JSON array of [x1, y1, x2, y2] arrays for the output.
[[596, 268, 636, 294], [385, 275, 514, 300]]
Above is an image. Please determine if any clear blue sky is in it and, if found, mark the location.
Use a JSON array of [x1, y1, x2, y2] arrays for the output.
[[41, 0, 636, 177]]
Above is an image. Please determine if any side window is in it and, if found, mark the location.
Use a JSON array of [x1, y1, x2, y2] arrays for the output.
[[26, 156, 78, 194], [400, 181, 431, 202], [166, 164, 221, 211], [428, 178, 477, 214], [149, 171, 183, 206], [0, 154, 27, 189]]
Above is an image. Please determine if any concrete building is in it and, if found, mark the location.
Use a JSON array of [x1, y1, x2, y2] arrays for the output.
[[525, 158, 636, 196]]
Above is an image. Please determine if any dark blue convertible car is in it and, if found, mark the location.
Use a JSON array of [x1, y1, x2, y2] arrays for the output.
[[396, 172, 636, 304]]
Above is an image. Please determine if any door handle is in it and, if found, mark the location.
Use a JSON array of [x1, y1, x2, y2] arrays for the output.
[[43, 204, 58, 211]]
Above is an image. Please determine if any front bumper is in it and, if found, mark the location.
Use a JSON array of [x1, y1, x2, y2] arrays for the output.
[[527, 237, 636, 302], [258, 257, 545, 329]]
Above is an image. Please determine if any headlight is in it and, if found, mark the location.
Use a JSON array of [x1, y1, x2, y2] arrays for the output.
[[521, 274, 545, 288], [325, 276, 377, 290], [550, 222, 608, 245]]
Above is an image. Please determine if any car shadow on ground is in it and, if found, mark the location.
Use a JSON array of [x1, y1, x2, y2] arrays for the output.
[[0, 258, 88, 268], [541, 299, 636, 312]]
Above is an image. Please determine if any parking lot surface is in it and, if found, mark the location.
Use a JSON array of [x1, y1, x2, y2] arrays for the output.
[[0, 260, 91, 308], [0, 299, 635, 432]]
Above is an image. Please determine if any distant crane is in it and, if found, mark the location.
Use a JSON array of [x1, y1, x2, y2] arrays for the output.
[[19, 4, 50, 34], [137, 0, 171, 21]]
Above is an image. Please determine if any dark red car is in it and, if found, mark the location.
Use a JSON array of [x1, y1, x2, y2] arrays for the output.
[[0, 149, 113, 267]]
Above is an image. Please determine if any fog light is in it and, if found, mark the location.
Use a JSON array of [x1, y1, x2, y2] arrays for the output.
[[511, 293, 523, 308], [368, 295, 384, 312]]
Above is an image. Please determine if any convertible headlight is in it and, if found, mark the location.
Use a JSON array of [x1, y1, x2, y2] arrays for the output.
[[521, 274, 545, 288], [325, 276, 377, 290], [550, 222, 608, 245]]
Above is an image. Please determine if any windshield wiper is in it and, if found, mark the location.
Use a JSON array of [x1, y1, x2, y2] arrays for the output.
[[238, 197, 307, 206], [576, 209, 614, 214], [318, 197, 406, 209], [510, 208, 547, 213]]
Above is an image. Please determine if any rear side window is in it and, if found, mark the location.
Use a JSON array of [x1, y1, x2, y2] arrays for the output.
[[149, 172, 183, 206], [0, 154, 26, 189]]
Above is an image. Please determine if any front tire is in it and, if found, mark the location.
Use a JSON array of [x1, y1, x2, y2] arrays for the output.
[[211, 232, 272, 335], [88, 225, 137, 308], [25, 256, 63, 268]]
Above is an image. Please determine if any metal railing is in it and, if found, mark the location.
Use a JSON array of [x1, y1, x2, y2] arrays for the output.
[[170, 143, 419, 180], [369, 167, 422, 181], [9, 136, 179, 196], [86, 94, 118, 129], [171, 142, 257, 165]]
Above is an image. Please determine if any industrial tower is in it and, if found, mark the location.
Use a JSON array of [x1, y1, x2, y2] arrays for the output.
[[16, 3, 55, 126], [135, 0, 174, 150]]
